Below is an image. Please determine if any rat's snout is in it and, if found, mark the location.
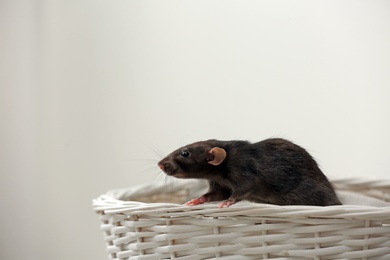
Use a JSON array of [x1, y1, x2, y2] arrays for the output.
[[157, 159, 175, 175], [158, 163, 165, 171], [158, 160, 173, 173]]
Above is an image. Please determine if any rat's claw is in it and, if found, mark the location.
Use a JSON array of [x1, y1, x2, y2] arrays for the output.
[[185, 196, 206, 206]]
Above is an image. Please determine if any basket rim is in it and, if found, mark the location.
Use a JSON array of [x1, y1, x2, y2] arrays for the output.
[[93, 178, 390, 220]]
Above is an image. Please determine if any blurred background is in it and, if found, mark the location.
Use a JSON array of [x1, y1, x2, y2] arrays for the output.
[[1, 0, 389, 259]]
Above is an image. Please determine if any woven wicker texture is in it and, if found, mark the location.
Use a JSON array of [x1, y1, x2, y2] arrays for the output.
[[93, 179, 390, 259]]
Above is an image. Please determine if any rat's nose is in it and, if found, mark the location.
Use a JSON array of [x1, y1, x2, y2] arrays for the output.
[[158, 163, 164, 171]]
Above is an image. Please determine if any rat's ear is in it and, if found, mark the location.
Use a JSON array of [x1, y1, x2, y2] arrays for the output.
[[207, 147, 227, 166]]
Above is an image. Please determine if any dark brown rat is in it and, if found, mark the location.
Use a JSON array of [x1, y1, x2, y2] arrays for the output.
[[158, 138, 341, 207]]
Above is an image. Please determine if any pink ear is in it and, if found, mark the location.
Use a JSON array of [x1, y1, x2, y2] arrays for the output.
[[208, 147, 227, 166]]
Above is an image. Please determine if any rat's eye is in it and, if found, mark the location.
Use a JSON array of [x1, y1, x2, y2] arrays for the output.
[[180, 151, 190, 158]]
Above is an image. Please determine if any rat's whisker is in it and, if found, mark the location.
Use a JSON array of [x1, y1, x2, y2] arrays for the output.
[[131, 158, 159, 162], [143, 141, 165, 159], [152, 172, 170, 196], [139, 165, 160, 176]]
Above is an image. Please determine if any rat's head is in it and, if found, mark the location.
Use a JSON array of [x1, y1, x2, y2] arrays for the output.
[[158, 141, 227, 179]]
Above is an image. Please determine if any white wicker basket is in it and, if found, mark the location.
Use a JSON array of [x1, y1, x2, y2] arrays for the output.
[[93, 179, 390, 260]]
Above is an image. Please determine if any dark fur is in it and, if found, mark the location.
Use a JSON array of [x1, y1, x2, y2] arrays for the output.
[[158, 138, 341, 206]]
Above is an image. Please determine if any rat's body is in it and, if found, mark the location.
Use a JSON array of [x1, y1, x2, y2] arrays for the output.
[[158, 138, 341, 207]]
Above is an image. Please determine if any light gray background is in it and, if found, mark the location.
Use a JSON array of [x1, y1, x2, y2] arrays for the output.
[[1, 1, 389, 259]]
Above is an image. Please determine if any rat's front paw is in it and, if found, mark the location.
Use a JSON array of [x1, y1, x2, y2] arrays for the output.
[[218, 199, 238, 208], [184, 196, 207, 206]]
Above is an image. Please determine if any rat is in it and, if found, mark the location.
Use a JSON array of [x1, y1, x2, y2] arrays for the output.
[[158, 138, 342, 207]]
